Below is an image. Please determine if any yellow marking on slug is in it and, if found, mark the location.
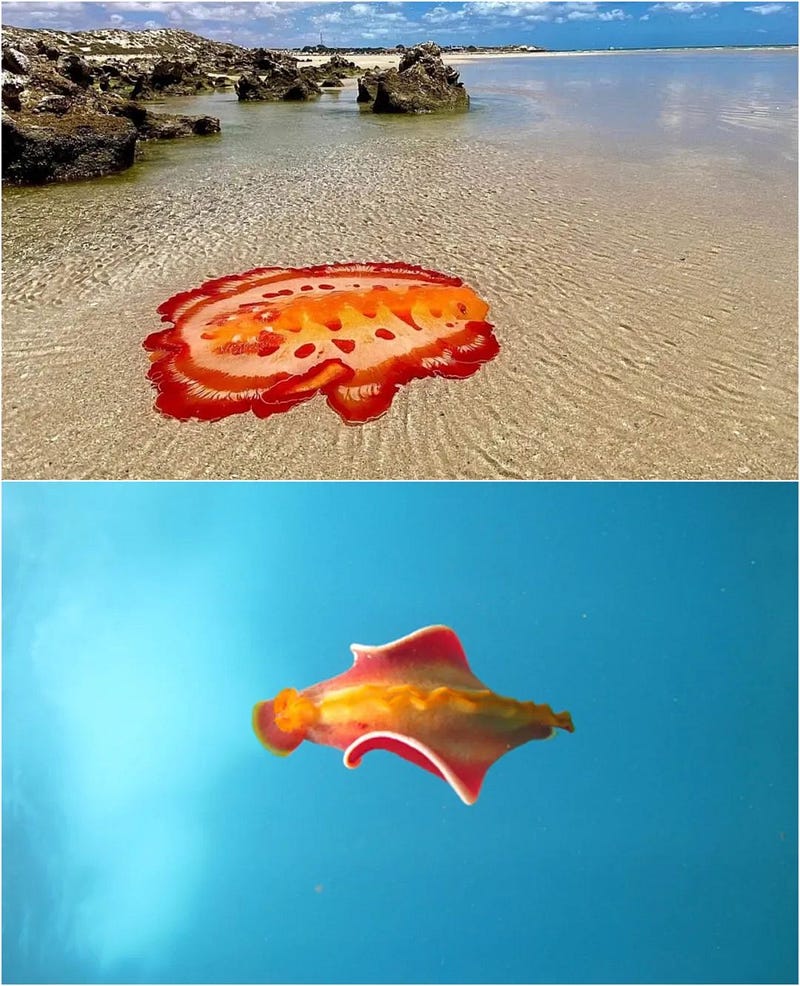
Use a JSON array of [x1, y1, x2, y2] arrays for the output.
[[315, 683, 569, 732]]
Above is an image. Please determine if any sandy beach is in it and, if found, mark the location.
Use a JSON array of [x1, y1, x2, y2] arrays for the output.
[[299, 50, 544, 70], [300, 46, 795, 70], [3, 48, 796, 480]]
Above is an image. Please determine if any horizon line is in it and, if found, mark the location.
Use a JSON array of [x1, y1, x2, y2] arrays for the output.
[[2, 23, 797, 55]]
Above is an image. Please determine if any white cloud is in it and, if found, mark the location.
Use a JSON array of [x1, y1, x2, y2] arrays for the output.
[[105, 1, 176, 10], [568, 5, 628, 21], [470, 1, 552, 16], [648, 1, 726, 12], [308, 1, 414, 44], [744, 2, 786, 13], [2, 1, 92, 28], [251, 2, 283, 15], [181, 4, 253, 21], [472, 1, 631, 25], [423, 5, 468, 24], [315, 8, 343, 23], [647, 1, 696, 11]]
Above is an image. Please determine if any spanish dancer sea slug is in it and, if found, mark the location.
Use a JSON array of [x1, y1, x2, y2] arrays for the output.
[[253, 625, 574, 805], [144, 262, 499, 424]]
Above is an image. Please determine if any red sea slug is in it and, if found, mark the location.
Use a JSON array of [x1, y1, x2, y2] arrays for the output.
[[144, 262, 499, 423], [253, 625, 573, 804]]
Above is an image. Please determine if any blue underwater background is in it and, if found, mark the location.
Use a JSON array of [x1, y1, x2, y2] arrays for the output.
[[3, 481, 797, 985]]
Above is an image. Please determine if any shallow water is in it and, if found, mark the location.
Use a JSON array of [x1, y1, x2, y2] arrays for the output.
[[3, 49, 797, 479], [3, 481, 798, 983]]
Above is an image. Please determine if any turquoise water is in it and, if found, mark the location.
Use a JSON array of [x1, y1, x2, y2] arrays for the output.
[[3, 481, 797, 983]]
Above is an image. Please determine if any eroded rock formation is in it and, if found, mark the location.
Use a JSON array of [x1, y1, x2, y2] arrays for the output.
[[1, 34, 221, 185], [359, 42, 469, 114]]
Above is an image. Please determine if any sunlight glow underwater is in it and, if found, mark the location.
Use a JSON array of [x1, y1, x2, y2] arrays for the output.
[[8, 563, 261, 975]]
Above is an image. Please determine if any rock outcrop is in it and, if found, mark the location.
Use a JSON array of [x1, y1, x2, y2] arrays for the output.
[[323, 54, 359, 72], [109, 99, 220, 139], [2, 74, 25, 111], [1, 34, 221, 185], [233, 71, 270, 101], [58, 53, 93, 87], [301, 54, 361, 90], [251, 48, 300, 72], [0, 25, 475, 185], [356, 70, 381, 104], [234, 50, 360, 101], [130, 58, 216, 98], [1, 25, 253, 101], [2, 110, 137, 184], [359, 42, 469, 114], [234, 59, 321, 102], [2, 46, 30, 75]]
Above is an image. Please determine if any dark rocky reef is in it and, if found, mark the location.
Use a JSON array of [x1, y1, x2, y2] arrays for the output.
[[1, 25, 298, 103], [2, 109, 137, 184], [109, 99, 220, 140], [307, 54, 361, 80], [130, 58, 217, 98], [233, 51, 361, 102], [359, 42, 469, 114], [356, 69, 381, 104], [322, 54, 359, 72], [1, 33, 221, 185], [234, 55, 322, 102], [1, 26, 475, 184]]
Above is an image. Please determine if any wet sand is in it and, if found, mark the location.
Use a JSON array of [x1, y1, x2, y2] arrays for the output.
[[2, 49, 796, 480]]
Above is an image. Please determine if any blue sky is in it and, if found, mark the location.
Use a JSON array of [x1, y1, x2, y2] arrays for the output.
[[1, 1, 797, 50]]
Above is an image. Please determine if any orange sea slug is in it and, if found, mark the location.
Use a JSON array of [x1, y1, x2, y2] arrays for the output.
[[253, 626, 573, 805], [144, 262, 499, 423]]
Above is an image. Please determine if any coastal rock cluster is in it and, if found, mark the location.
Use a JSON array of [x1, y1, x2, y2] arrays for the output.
[[358, 42, 469, 114], [234, 52, 322, 102], [1, 25, 472, 185], [1, 30, 223, 185], [233, 52, 361, 101]]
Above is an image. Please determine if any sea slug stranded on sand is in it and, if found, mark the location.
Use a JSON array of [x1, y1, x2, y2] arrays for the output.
[[144, 262, 499, 424]]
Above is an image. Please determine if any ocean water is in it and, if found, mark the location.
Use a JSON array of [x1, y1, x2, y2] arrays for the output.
[[3, 480, 797, 984], [3, 50, 796, 480]]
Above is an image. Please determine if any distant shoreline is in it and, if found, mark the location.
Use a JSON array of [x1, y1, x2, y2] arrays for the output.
[[297, 42, 798, 56], [300, 44, 797, 71], [41, 44, 796, 70]]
